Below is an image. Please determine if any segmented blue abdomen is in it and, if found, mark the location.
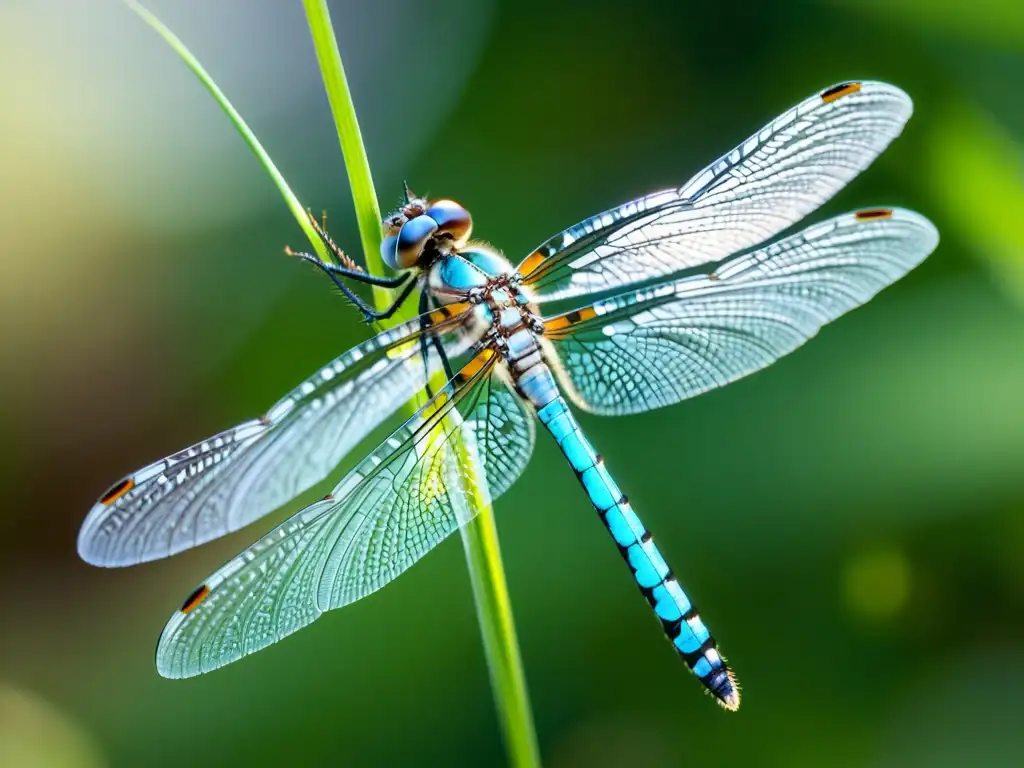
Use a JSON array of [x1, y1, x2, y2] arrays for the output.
[[535, 395, 739, 711]]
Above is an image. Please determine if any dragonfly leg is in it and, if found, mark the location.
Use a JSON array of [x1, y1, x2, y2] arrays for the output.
[[418, 290, 436, 399], [287, 247, 415, 323], [432, 334, 454, 380], [369, 277, 419, 322], [426, 294, 455, 380], [288, 247, 409, 288], [320, 262, 409, 288], [304, 208, 411, 285]]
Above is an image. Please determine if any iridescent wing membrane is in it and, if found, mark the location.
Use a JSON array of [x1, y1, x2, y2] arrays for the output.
[[156, 348, 534, 678], [78, 307, 475, 566], [543, 208, 938, 415], [518, 81, 913, 302]]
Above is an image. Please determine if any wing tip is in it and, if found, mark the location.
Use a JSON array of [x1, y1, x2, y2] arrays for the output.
[[819, 80, 913, 117], [76, 512, 117, 568], [857, 206, 939, 242], [76, 516, 156, 568], [848, 207, 940, 270], [154, 659, 185, 680], [155, 612, 194, 680]]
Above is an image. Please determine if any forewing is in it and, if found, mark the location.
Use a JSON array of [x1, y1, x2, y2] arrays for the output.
[[543, 209, 938, 415], [155, 347, 499, 678], [79, 305, 474, 567], [518, 81, 913, 302]]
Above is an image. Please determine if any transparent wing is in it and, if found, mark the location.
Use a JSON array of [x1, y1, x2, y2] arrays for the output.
[[156, 347, 506, 678], [79, 303, 476, 567], [543, 209, 938, 416], [315, 350, 502, 611], [518, 81, 913, 302], [465, 372, 535, 500]]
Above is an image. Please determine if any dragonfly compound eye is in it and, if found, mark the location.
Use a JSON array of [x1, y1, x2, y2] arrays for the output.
[[424, 199, 473, 246], [379, 233, 401, 270], [385, 214, 438, 269]]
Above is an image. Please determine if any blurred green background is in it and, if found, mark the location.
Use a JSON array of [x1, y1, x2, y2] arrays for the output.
[[2, 0, 1023, 765]]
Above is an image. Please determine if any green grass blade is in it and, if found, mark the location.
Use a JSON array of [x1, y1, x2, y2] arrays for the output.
[[122, 0, 332, 264], [302, 4, 542, 766], [301, 0, 391, 310], [460, 493, 544, 768]]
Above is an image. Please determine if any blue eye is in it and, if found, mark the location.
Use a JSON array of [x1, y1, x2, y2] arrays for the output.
[[425, 200, 472, 245], [386, 215, 437, 269], [379, 233, 401, 270]]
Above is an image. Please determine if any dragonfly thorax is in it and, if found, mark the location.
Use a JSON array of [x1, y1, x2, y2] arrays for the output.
[[427, 245, 516, 294], [429, 248, 543, 347]]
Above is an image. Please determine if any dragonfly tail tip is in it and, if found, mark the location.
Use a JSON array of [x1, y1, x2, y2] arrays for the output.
[[715, 668, 741, 712]]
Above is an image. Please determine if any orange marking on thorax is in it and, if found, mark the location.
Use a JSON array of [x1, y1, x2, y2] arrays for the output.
[[821, 82, 861, 104], [100, 478, 135, 506], [180, 584, 210, 614], [854, 208, 894, 221]]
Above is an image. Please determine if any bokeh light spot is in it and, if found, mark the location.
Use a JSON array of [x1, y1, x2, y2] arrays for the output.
[[843, 546, 912, 621], [0, 683, 105, 768]]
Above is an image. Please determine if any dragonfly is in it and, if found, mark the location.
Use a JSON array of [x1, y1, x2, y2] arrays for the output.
[[78, 81, 938, 711]]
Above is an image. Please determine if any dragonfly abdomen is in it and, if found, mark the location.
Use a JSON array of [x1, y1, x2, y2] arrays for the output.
[[535, 394, 740, 711], [503, 328, 560, 409]]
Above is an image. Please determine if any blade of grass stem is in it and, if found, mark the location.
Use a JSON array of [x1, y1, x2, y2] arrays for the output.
[[123, 0, 333, 265], [302, 3, 541, 766], [301, 0, 391, 310]]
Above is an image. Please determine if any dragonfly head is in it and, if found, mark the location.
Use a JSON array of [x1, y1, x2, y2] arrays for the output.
[[381, 197, 474, 270]]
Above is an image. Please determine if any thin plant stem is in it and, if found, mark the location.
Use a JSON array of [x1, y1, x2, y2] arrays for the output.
[[300, 0, 392, 312], [302, 3, 541, 766], [459, 492, 543, 768], [122, 0, 334, 266]]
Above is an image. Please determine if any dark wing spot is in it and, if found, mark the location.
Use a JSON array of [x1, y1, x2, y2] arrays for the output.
[[855, 208, 894, 221], [100, 478, 135, 505], [821, 82, 862, 104], [180, 584, 210, 614]]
